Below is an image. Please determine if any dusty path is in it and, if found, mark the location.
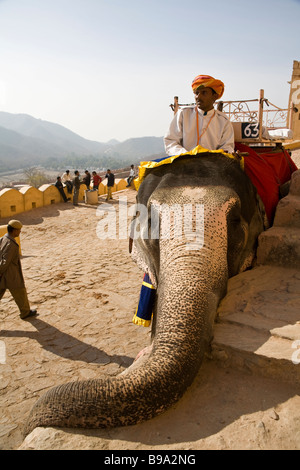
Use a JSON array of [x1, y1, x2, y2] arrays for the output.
[[0, 190, 150, 448]]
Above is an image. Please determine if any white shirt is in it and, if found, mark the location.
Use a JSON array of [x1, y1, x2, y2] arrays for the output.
[[61, 172, 72, 183], [129, 168, 135, 177], [164, 106, 235, 156]]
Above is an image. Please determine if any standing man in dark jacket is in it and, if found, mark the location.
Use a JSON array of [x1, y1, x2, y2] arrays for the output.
[[0, 220, 37, 320], [105, 169, 115, 201], [83, 170, 91, 189], [73, 170, 81, 206]]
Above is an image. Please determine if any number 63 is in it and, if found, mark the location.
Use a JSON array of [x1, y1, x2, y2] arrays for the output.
[[244, 123, 259, 138]]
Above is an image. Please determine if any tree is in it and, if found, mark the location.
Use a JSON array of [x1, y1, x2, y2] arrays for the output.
[[23, 167, 52, 188]]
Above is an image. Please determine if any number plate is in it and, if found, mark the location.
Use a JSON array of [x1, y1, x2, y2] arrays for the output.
[[241, 122, 259, 138]]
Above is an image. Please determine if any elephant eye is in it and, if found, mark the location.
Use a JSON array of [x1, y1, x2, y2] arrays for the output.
[[231, 215, 241, 224], [228, 207, 241, 225]]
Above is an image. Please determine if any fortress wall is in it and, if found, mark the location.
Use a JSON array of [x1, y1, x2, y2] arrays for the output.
[[0, 188, 25, 219], [79, 184, 88, 201], [115, 178, 127, 191], [19, 186, 44, 212], [101, 180, 108, 194], [39, 184, 63, 206], [98, 182, 105, 195], [0, 178, 130, 220]]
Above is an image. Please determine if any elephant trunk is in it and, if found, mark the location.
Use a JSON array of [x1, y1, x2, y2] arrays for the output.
[[24, 200, 230, 435]]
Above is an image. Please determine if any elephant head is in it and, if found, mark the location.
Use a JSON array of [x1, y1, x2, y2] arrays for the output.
[[24, 153, 265, 435]]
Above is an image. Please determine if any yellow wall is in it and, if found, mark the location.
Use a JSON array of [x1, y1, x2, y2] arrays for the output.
[[0, 179, 132, 220], [98, 182, 105, 195], [39, 184, 63, 206], [0, 188, 25, 219], [19, 186, 44, 212], [101, 180, 108, 194], [115, 178, 127, 191], [79, 184, 88, 201]]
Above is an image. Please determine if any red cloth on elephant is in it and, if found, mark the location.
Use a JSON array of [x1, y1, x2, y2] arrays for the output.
[[235, 142, 298, 224]]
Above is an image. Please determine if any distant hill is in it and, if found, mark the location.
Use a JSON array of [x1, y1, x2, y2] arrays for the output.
[[0, 112, 108, 154], [110, 136, 165, 159], [0, 112, 165, 172]]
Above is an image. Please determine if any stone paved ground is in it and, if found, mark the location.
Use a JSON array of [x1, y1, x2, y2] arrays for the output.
[[0, 190, 150, 449]]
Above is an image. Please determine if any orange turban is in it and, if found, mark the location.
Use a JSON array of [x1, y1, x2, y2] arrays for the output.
[[191, 75, 224, 99]]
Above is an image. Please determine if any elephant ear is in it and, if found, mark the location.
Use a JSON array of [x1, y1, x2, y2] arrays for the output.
[[131, 237, 158, 288], [226, 185, 266, 277], [130, 172, 161, 288]]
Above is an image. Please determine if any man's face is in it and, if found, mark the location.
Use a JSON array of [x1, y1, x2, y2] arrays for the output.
[[194, 86, 217, 112], [12, 228, 21, 239]]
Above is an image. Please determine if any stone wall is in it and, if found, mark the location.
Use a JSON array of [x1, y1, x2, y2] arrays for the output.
[[288, 60, 300, 140]]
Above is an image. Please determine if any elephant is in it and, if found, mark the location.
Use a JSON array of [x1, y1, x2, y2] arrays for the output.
[[24, 151, 265, 436]]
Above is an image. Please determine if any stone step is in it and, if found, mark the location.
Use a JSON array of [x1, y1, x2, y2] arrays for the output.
[[211, 265, 300, 386], [273, 195, 300, 228], [212, 323, 300, 385], [256, 226, 300, 269]]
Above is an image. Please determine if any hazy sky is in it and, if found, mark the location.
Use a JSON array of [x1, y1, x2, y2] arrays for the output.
[[0, 0, 299, 142]]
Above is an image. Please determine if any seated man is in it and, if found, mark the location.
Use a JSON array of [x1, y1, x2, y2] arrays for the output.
[[164, 74, 234, 156], [126, 165, 135, 187], [54, 176, 69, 203], [61, 170, 73, 194]]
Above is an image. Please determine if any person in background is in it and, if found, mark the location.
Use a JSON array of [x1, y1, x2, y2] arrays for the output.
[[54, 176, 70, 203], [92, 171, 102, 191], [83, 170, 91, 189], [105, 169, 115, 201], [126, 165, 135, 187], [61, 170, 73, 194], [73, 170, 81, 206], [0, 220, 37, 320]]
